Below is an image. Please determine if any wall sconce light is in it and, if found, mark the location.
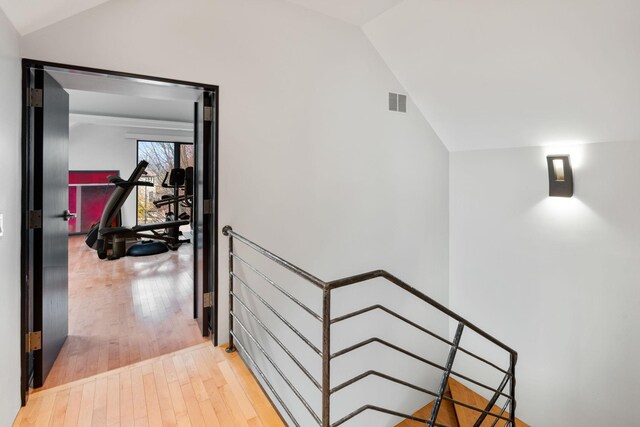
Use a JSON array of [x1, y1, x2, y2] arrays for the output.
[[546, 155, 573, 197]]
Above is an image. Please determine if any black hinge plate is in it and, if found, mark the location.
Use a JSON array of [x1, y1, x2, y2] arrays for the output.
[[28, 210, 42, 229], [29, 88, 43, 108]]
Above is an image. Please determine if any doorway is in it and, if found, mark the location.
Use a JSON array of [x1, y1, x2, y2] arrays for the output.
[[20, 60, 219, 403]]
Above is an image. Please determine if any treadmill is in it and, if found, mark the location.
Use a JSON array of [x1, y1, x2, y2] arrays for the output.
[[85, 160, 190, 260]]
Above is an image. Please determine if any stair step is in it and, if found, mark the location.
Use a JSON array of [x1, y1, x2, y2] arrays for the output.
[[448, 378, 529, 427], [396, 379, 529, 427], [395, 391, 459, 427]]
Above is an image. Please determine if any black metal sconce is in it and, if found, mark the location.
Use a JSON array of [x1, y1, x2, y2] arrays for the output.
[[546, 155, 573, 197]]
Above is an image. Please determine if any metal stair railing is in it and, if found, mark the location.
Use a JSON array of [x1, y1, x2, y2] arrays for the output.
[[222, 226, 518, 427]]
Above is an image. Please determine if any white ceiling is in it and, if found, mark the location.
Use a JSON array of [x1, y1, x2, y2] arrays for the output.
[[364, 0, 640, 151], [67, 90, 194, 123], [47, 68, 203, 102], [6, 0, 640, 151], [0, 0, 111, 35], [284, 0, 404, 26], [1, 0, 404, 32]]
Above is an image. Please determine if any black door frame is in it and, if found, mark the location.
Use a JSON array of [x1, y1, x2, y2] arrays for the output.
[[20, 59, 219, 405]]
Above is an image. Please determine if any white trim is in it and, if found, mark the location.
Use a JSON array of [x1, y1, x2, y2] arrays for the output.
[[125, 133, 194, 143], [69, 113, 193, 132]]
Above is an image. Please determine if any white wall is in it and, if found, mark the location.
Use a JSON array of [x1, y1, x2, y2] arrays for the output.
[[0, 8, 22, 427], [363, 0, 640, 152], [450, 142, 640, 426], [21, 0, 450, 425], [69, 124, 137, 226], [68, 123, 193, 227]]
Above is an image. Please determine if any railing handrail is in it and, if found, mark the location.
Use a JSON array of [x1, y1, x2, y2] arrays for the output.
[[223, 225, 517, 427], [222, 226, 517, 356], [223, 226, 326, 288], [329, 270, 517, 356]]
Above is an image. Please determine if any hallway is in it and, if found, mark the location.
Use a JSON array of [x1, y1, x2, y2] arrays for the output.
[[15, 343, 283, 426]]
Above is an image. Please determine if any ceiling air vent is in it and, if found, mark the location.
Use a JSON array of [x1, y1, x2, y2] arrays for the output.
[[389, 92, 407, 113]]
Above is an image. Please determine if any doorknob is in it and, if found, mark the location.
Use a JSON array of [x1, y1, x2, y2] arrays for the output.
[[62, 210, 76, 221]]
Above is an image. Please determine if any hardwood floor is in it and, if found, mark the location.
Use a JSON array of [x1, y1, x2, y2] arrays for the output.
[[39, 236, 206, 390], [14, 343, 284, 427]]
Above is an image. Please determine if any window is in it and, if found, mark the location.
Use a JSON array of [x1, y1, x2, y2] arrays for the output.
[[137, 140, 193, 225]]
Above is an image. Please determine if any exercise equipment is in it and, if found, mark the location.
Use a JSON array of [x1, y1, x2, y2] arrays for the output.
[[153, 166, 193, 211], [85, 160, 190, 260], [126, 240, 169, 257], [153, 166, 194, 238]]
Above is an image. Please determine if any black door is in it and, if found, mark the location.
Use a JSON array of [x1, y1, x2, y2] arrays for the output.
[[33, 70, 70, 387], [193, 92, 216, 341]]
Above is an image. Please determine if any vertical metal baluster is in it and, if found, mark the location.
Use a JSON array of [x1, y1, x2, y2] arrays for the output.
[[509, 353, 517, 426], [223, 226, 236, 353], [473, 373, 511, 427], [429, 322, 465, 426], [322, 287, 331, 427]]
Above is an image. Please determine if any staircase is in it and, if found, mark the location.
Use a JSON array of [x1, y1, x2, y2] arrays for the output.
[[222, 226, 523, 426], [397, 378, 529, 427]]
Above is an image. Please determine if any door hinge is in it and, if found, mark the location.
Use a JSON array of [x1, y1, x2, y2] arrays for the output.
[[204, 106, 213, 122], [26, 331, 42, 352], [29, 88, 43, 108], [203, 199, 213, 215], [28, 210, 42, 229], [203, 292, 214, 308]]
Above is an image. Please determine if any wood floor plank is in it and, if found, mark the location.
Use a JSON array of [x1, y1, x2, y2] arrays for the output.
[[130, 367, 147, 421], [168, 380, 188, 420], [197, 400, 222, 427], [225, 355, 282, 427], [172, 354, 191, 386], [163, 358, 178, 384], [152, 359, 177, 426], [176, 414, 191, 427], [219, 384, 251, 427], [247, 417, 265, 427], [77, 381, 96, 426], [201, 348, 227, 388], [37, 236, 205, 391], [16, 344, 285, 427], [201, 379, 235, 427], [106, 374, 120, 426], [180, 382, 207, 427], [34, 394, 56, 426], [142, 372, 163, 426], [16, 396, 40, 426], [62, 385, 84, 427], [119, 370, 134, 427], [49, 388, 71, 427], [92, 376, 108, 427], [217, 359, 257, 420]]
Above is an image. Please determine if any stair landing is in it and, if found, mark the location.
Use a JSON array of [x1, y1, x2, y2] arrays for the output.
[[13, 343, 284, 426]]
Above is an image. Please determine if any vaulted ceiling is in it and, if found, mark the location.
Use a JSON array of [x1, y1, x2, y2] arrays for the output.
[[363, 0, 640, 151], [283, 0, 403, 26], [4, 0, 640, 151], [0, 0, 111, 35]]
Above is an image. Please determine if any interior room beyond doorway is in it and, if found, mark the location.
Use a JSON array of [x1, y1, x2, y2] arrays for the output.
[[39, 235, 205, 390], [22, 63, 218, 395]]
